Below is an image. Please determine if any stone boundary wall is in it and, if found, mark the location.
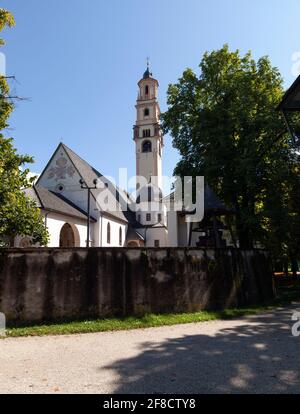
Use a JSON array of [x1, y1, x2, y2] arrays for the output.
[[0, 248, 275, 324]]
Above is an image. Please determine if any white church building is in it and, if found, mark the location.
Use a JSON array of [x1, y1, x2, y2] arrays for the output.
[[16, 66, 232, 249]]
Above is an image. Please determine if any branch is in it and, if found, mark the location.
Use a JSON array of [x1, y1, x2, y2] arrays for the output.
[[0, 96, 30, 101], [1, 75, 21, 85]]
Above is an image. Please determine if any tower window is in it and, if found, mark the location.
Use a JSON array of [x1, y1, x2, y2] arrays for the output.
[[154, 240, 160, 247], [143, 129, 151, 138], [145, 85, 149, 95], [158, 213, 162, 223], [107, 222, 111, 244], [144, 108, 150, 117], [142, 140, 152, 153], [148, 187, 152, 202], [146, 213, 151, 222]]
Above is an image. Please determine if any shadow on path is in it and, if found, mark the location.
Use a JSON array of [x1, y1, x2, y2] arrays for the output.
[[103, 305, 300, 394]]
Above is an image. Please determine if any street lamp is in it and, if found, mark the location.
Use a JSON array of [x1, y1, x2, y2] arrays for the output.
[[80, 178, 98, 248]]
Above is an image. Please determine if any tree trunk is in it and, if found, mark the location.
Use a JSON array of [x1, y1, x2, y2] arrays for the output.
[[234, 199, 254, 250]]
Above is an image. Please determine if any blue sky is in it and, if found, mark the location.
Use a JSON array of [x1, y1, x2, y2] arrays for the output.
[[1, 0, 300, 179]]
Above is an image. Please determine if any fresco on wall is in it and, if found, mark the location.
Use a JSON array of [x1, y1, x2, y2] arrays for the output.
[[47, 155, 76, 181]]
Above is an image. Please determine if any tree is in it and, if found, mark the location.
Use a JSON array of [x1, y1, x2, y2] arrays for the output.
[[0, 8, 48, 246], [161, 45, 300, 254]]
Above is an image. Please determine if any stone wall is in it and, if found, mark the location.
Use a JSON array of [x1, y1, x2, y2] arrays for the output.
[[0, 248, 275, 324]]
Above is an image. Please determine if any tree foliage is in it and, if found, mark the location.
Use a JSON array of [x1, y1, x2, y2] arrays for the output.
[[0, 8, 48, 246], [161, 45, 300, 256]]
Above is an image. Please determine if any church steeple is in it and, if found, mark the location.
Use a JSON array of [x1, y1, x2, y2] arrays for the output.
[[134, 65, 163, 189], [143, 57, 152, 79], [133, 64, 164, 226]]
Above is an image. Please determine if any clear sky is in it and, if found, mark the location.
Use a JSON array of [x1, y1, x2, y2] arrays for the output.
[[1, 0, 300, 180]]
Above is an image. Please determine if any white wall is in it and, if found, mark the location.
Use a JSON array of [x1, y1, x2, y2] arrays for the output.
[[14, 211, 95, 248], [37, 146, 90, 214], [145, 227, 168, 247], [101, 215, 127, 247], [167, 211, 178, 247], [45, 212, 89, 247]]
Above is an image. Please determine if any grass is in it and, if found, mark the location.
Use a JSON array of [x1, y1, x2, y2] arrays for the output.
[[3, 285, 300, 338]]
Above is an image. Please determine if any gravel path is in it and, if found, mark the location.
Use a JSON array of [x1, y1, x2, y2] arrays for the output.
[[0, 305, 300, 394]]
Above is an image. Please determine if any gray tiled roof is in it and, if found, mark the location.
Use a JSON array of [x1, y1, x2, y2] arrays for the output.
[[61, 143, 133, 224], [24, 187, 42, 208], [204, 185, 229, 211], [165, 185, 233, 214], [33, 186, 96, 221], [126, 227, 145, 241], [61, 144, 103, 187], [278, 74, 300, 111]]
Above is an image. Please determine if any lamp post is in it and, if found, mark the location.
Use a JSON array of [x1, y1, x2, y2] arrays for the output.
[[80, 178, 98, 248]]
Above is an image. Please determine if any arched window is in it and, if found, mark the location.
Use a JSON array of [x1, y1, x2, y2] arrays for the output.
[[142, 140, 152, 153], [119, 226, 122, 246], [107, 222, 111, 244], [145, 85, 149, 95], [143, 129, 151, 138], [148, 186, 152, 202], [144, 108, 150, 117]]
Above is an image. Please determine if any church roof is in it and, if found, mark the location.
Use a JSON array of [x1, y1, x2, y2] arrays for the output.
[[143, 67, 153, 79], [164, 185, 233, 215], [126, 227, 145, 241], [277, 73, 300, 111], [60, 143, 103, 188], [35, 142, 157, 227], [204, 185, 230, 212], [24, 187, 42, 208], [60, 143, 132, 224], [60, 143, 146, 226], [30, 186, 97, 221]]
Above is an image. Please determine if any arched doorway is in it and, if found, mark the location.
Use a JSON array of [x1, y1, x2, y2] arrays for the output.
[[59, 223, 76, 247], [127, 241, 140, 247], [19, 237, 31, 248]]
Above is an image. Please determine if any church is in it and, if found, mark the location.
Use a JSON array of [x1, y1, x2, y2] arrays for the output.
[[15, 66, 232, 249]]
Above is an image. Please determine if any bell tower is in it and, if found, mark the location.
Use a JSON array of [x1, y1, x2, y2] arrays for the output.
[[133, 62, 168, 244], [133, 63, 164, 191]]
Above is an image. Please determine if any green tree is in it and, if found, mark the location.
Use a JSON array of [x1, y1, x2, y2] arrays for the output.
[[0, 8, 48, 246], [161, 45, 300, 253]]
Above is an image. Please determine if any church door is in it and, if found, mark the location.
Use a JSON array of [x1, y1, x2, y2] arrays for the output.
[[59, 223, 75, 247]]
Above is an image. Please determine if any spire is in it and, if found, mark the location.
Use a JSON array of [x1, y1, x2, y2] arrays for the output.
[[143, 57, 152, 79]]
